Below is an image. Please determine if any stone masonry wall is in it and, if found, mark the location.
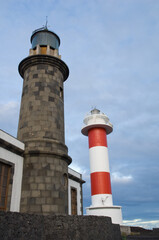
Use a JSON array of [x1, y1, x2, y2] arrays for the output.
[[17, 64, 65, 146], [0, 212, 121, 240], [20, 154, 68, 215]]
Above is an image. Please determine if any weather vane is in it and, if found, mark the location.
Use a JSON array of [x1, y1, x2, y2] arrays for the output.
[[45, 16, 48, 29], [43, 16, 50, 29]]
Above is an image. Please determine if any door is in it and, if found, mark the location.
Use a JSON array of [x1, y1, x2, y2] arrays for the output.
[[71, 187, 77, 215], [0, 162, 11, 211]]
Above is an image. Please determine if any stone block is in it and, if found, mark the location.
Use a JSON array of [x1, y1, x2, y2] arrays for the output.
[[33, 163, 42, 170], [54, 198, 63, 205], [49, 165, 55, 171], [35, 176, 44, 183], [20, 206, 29, 212], [50, 205, 58, 212], [46, 198, 53, 204], [45, 183, 53, 191], [42, 205, 51, 212], [20, 197, 27, 205], [41, 190, 51, 197], [28, 197, 36, 205], [22, 190, 31, 198], [45, 177, 51, 183], [51, 191, 59, 198], [36, 198, 46, 205], [55, 165, 63, 172], [31, 190, 41, 197], [29, 205, 41, 212], [47, 170, 54, 176], [38, 183, 45, 190]]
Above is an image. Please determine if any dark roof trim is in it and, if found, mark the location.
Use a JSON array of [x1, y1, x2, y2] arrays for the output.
[[0, 139, 24, 156], [68, 173, 85, 184]]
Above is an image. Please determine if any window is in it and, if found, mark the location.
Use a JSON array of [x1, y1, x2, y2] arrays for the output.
[[60, 87, 63, 99], [62, 173, 68, 190], [0, 162, 11, 211], [71, 187, 77, 215]]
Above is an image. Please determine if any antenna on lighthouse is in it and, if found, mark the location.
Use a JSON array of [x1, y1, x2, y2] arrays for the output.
[[45, 16, 48, 29]]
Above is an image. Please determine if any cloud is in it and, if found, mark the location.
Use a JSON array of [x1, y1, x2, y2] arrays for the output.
[[123, 219, 159, 229], [112, 172, 133, 184], [0, 101, 19, 136], [69, 162, 87, 176], [0, 101, 18, 113]]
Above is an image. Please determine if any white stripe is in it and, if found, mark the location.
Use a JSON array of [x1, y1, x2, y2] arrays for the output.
[[91, 194, 113, 207], [89, 146, 110, 173]]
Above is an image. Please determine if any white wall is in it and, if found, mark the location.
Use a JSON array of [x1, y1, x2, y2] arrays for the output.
[[68, 176, 82, 215]]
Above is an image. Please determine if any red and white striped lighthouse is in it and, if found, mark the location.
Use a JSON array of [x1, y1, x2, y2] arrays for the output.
[[81, 108, 122, 224]]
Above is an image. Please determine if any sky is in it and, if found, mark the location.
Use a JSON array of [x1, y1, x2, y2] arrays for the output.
[[0, 0, 159, 229]]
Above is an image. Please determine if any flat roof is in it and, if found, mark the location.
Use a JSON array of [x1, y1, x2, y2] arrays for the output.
[[0, 129, 25, 153]]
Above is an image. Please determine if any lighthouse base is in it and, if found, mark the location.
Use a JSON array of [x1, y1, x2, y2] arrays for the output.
[[86, 205, 122, 225]]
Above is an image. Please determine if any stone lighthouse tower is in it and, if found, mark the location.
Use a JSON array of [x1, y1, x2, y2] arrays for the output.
[[17, 26, 71, 215]]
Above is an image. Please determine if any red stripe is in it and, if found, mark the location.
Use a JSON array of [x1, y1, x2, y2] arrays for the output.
[[88, 128, 107, 148], [91, 172, 112, 195]]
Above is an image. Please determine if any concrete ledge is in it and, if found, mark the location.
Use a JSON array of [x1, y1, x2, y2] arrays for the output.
[[86, 205, 123, 225]]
